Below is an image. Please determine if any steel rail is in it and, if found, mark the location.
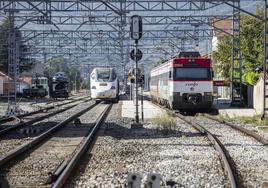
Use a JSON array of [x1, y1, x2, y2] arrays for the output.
[[42, 95, 83, 105], [52, 103, 112, 188], [202, 114, 268, 146], [0, 104, 76, 137], [0, 98, 91, 136], [0, 101, 97, 168], [151, 101, 237, 188], [0, 96, 90, 125]]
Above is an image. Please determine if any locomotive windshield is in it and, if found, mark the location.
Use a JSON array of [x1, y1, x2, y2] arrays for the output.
[[97, 70, 111, 82], [174, 68, 211, 81]]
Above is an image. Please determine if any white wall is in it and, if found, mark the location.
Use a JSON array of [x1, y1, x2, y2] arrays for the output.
[[253, 76, 268, 114]]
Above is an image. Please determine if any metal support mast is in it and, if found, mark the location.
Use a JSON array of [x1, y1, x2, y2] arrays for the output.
[[231, 0, 243, 106], [134, 40, 139, 123], [263, 0, 268, 117], [119, 0, 126, 73], [7, 8, 20, 115]]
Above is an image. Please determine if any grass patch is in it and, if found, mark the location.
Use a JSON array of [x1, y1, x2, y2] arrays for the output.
[[153, 114, 176, 134], [220, 114, 268, 128]]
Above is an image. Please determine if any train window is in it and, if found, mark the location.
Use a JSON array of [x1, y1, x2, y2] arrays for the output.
[[112, 70, 117, 81], [97, 70, 111, 82], [169, 71, 172, 78], [91, 73, 95, 80], [174, 68, 211, 80]]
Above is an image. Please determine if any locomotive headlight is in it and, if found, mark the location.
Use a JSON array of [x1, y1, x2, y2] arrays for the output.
[[204, 92, 213, 101], [111, 86, 116, 89], [204, 92, 212, 95], [92, 86, 96, 89]]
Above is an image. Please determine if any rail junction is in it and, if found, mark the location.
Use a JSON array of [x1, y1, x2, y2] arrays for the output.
[[0, 0, 268, 187]]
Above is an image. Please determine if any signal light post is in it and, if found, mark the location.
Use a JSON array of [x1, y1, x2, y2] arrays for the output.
[[130, 15, 143, 125]]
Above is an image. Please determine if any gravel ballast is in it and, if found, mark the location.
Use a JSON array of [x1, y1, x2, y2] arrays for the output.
[[188, 115, 268, 187], [68, 103, 228, 187], [0, 101, 107, 187], [0, 101, 92, 158]]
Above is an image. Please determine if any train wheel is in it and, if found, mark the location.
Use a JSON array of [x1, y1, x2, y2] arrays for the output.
[[112, 97, 119, 103], [185, 111, 196, 116]]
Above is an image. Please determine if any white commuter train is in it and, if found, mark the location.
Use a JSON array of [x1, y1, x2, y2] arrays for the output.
[[150, 52, 214, 112], [90, 67, 119, 102]]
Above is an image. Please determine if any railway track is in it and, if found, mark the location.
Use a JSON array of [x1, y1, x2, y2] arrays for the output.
[[187, 115, 268, 188], [151, 101, 237, 187], [0, 102, 112, 187], [202, 114, 268, 145], [39, 95, 89, 106], [68, 103, 228, 187], [152, 101, 268, 188], [0, 95, 89, 125], [0, 98, 92, 160]]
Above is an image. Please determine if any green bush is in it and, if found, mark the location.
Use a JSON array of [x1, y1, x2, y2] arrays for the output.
[[242, 71, 260, 86], [153, 114, 176, 134]]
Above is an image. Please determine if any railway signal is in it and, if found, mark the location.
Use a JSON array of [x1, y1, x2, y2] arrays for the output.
[[130, 15, 143, 40], [128, 72, 135, 83], [138, 75, 145, 85], [130, 49, 143, 62], [130, 15, 143, 125]]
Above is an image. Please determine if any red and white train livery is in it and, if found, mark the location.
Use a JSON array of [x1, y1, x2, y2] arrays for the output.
[[150, 52, 214, 111]]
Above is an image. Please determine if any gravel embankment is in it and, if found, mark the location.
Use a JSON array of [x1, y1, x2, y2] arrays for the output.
[[0, 102, 40, 116], [0, 100, 94, 161], [68, 103, 228, 187], [0, 94, 89, 117], [187, 115, 268, 187], [221, 118, 268, 140], [0, 100, 81, 129], [0, 102, 108, 187]]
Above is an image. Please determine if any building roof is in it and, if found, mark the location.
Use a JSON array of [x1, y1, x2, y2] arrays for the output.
[[0, 71, 30, 85], [0, 71, 9, 78]]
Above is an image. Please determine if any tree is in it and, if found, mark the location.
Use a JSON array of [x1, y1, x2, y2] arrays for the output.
[[44, 56, 83, 91], [0, 18, 9, 72], [213, 7, 264, 86], [80, 79, 90, 90], [0, 18, 31, 73]]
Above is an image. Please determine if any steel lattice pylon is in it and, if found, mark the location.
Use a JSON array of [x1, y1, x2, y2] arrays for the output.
[[263, 0, 268, 117], [7, 8, 21, 115], [231, 0, 243, 106]]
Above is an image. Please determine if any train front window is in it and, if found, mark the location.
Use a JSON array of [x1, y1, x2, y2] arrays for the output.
[[174, 68, 211, 81], [111, 70, 117, 81], [97, 70, 111, 82]]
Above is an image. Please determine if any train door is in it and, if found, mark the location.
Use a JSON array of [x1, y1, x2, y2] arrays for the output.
[[168, 68, 173, 94]]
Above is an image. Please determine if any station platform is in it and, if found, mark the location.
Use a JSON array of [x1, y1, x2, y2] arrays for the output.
[[213, 99, 258, 118], [120, 100, 165, 119], [120, 94, 258, 118], [217, 108, 257, 118]]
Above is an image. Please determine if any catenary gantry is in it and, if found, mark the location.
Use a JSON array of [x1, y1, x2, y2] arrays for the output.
[[0, 0, 266, 115]]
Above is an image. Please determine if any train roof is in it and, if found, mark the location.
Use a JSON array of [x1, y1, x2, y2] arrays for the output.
[[151, 56, 211, 73], [92, 67, 114, 70], [33, 76, 47, 79], [151, 60, 172, 73], [178, 51, 201, 58], [91, 67, 115, 73]]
